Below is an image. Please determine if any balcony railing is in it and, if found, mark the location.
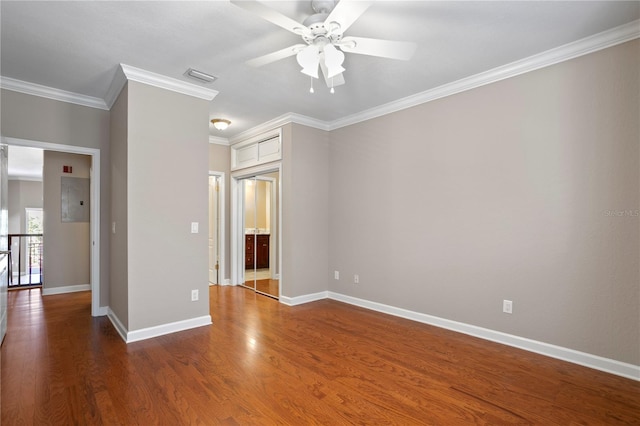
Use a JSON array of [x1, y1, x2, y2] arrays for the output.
[[8, 234, 43, 288]]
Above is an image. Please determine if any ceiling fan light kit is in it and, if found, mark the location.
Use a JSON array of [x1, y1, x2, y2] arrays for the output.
[[231, 0, 417, 92]]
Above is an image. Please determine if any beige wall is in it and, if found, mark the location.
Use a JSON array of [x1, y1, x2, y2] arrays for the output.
[[282, 123, 330, 297], [1, 89, 111, 307], [109, 85, 128, 327], [42, 151, 91, 288], [328, 40, 639, 365], [8, 180, 42, 234], [127, 81, 210, 331], [209, 143, 230, 282]]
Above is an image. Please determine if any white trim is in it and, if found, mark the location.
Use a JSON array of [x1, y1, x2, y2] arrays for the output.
[[280, 291, 328, 306], [96, 306, 108, 316], [107, 309, 212, 343], [120, 64, 219, 101], [42, 284, 90, 296], [107, 308, 128, 342], [209, 136, 230, 146], [229, 113, 327, 145], [0, 76, 109, 110], [133, 316, 212, 343], [325, 292, 640, 381], [327, 19, 640, 131], [2, 136, 102, 317], [104, 65, 128, 109], [209, 171, 226, 286]]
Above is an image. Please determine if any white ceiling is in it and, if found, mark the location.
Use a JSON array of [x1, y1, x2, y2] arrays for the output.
[[1, 1, 639, 139], [7, 146, 43, 180]]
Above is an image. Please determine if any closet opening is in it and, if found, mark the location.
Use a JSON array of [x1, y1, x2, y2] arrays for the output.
[[233, 169, 280, 299]]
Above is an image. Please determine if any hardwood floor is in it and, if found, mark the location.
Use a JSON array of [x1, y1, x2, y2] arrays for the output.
[[2, 286, 639, 425]]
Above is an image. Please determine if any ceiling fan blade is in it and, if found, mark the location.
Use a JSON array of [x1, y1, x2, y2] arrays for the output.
[[325, 0, 372, 34], [246, 44, 306, 67], [320, 59, 345, 88], [339, 36, 417, 60], [230, 0, 310, 36]]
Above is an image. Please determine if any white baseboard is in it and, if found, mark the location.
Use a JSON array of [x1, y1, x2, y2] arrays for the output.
[[127, 315, 212, 343], [42, 284, 90, 296], [107, 309, 212, 343], [107, 308, 128, 342], [280, 291, 328, 306], [308, 291, 637, 381], [95, 306, 108, 316]]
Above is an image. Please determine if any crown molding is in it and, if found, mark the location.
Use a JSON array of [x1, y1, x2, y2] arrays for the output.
[[327, 19, 640, 131], [104, 65, 128, 109], [229, 112, 328, 145], [0, 76, 109, 110], [236, 19, 638, 138], [209, 136, 230, 146], [120, 64, 219, 101]]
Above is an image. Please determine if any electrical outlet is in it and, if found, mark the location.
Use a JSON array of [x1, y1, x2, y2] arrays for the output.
[[191, 289, 199, 302], [334, 270, 340, 280], [354, 274, 359, 284], [503, 299, 513, 314]]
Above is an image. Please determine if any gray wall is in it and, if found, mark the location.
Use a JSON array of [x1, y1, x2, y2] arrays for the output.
[[209, 143, 231, 283], [42, 151, 91, 288], [282, 123, 330, 297], [109, 84, 129, 327], [328, 40, 639, 365], [126, 81, 210, 331], [1, 89, 111, 307]]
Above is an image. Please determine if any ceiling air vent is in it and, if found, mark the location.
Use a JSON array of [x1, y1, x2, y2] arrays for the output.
[[184, 68, 217, 84]]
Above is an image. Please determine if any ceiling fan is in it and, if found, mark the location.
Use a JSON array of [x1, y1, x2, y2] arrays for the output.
[[231, 0, 417, 91]]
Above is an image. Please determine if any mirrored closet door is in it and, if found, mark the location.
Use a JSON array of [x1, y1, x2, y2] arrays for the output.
[[241, 173, 279, 298]]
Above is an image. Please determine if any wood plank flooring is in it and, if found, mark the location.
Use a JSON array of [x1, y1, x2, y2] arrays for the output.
[[2, 286, 639, 425]]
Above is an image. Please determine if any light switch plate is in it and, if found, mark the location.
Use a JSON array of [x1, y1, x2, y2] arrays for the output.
[[191, 222, 199, 233]]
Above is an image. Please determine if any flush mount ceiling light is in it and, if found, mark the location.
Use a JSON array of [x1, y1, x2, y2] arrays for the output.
[[211, 118, 231, 130], [231, 0, 416, 92], [184, 68, 217, 83]]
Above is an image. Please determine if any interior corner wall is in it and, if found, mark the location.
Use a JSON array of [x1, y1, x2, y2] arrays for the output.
[[1, 89, 111, 308], [209, 143, 231, 283], [109, 84, 129, 328], [327, 40, 640, 365], [282, 123, 330, 297], [42, 150, 91, 289], [127, 81, 210, 331], [8, 180, 42, 234]]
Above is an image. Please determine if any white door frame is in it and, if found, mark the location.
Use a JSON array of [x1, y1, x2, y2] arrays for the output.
[[208, 170, 225, 285], [2, 136, 101, 317], [231, 163, 281, 299]]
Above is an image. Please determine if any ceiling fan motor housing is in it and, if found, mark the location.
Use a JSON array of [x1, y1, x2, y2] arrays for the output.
[[311, 0, 337, 14]]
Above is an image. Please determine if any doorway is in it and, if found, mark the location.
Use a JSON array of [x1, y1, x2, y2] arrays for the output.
[[233, 169, 280, 299], [2, 136, 101, 316], [208, 172, 225, 285]]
